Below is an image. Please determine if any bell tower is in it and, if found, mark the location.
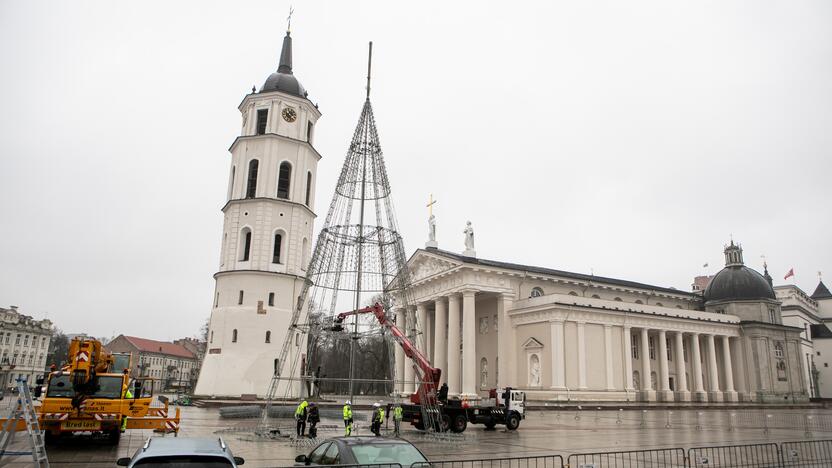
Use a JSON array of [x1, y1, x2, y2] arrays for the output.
[[195, 29, 321, 398]]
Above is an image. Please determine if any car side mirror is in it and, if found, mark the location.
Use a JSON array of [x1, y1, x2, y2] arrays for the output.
[[116, 458, 131, 466], [234, 456, 245, 465], [295, 455, 307, 463]]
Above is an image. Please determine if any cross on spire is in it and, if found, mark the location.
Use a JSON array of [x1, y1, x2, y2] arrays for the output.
[[426, 193, 437, 217], [286, 6, 294, 33]]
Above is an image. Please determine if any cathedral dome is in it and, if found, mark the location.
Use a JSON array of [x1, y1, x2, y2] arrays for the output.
[[704, 242, 775, 302], [260, 31, 308, 98]]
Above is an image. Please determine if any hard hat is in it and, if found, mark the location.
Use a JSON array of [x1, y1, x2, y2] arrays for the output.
[[373, 402, 380, 407], [345, 400, 351, 405]]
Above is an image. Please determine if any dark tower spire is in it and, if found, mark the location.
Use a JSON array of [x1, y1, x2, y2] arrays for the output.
[[277, 32, 293, 74]]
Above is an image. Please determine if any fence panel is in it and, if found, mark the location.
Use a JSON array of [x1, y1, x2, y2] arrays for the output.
[[412, 455, 564, 468], [687, 443, 781, 467], [780, 440, 832, 467], [566, 448, 686, 468]]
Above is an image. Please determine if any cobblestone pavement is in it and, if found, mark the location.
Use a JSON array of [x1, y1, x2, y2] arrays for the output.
[[0, 407, 826, 467]]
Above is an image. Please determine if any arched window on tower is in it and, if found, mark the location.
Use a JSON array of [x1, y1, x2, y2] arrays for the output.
[[228, 166, 236, 199], [277, 162, 292, 199], [265, 331, 271, 343], [240, 228, 252, 262], [246, 159, 259, 198], [530, 287, 544, 298], [272, 233, 283, 264], [305, 171, 312, 206], [232, 329, 238, 343]]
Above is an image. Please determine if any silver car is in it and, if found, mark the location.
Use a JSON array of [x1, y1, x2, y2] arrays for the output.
[[116, 437, 245, 467]]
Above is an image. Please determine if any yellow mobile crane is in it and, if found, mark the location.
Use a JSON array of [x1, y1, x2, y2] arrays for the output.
[[2, 338, 180, 444]]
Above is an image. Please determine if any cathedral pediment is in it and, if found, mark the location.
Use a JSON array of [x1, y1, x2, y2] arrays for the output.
[[522, 337, 545, 349], [408, 251, 459, 282]]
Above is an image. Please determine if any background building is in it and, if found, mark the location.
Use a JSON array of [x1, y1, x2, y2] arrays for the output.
[[0, 306, 52, 388], [174, 337, 205, 391], [106, 335, 198, 393]]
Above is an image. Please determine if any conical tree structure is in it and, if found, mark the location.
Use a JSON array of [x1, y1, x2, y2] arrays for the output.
[[265, 45, 442, 433]]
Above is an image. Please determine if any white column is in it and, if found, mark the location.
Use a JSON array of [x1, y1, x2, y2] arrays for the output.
[[690, 333, 706, 401], [577, 321, 587, 390], [658, 330, 671, 400], [731, 337, 748, 400], [550, 320, 566, 389], [674, 332, 689, 401], [426, 310, 433, 363], [461, 290, 477, 396], [433, 298, 447, 385], [447, 294, 461, 395], [623, 326, 634, 391], [395, 308, 405, 393], [404, 306, 417, 393], [604, 325, 614, 390], [416, 303, 428, 353], [706, 334, 722, 402], [722, 335, 737, 401], [640, 328, 652, 397], [497, 293, 515, 387]]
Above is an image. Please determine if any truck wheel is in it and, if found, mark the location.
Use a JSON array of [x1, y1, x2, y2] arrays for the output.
[[450, 414, 467, 433], [506, 413, 520, 431], [434, 414, 451, 432], [107, 428, 121, 445], [44, 431, 59, 446], [414, 421, 425, 431]]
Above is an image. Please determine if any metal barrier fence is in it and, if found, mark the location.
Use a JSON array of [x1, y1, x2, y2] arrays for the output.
[[687, 443, 781, 467], [566, 448, 686, 467], [413, 455, 564, 468], [780, 440, 832, 467]]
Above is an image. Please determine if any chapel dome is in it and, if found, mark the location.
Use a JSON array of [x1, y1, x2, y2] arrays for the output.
[[703, 241, 776, 302], [259, 31, 308, 99]]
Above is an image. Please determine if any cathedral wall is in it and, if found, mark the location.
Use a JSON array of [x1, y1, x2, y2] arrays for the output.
[[585, 323, 605, 389], [514, 322, 551, 388], [564, 321, 578, 388], [475, 297, 497, 390]]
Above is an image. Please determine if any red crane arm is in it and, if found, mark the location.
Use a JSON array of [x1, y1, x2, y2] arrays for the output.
[[334, 303, 441, 404]]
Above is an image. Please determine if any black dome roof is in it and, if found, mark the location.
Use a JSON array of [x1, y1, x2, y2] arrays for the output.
[[704, 265, 776, 302], [259, 31, 308, 99]]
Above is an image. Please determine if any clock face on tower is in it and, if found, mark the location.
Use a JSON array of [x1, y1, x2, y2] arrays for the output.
[[281, 107, 297, 123]]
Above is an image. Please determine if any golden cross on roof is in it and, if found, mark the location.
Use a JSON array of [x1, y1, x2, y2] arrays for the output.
[[287, 6, 294, 32], [426, 194, 437, 217]]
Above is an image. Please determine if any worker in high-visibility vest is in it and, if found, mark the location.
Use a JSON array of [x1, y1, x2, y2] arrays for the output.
[[371, 402, 385, 436], [343, 400, 353, 436], [295, 399, 309, 437], [121, 386, 133, 432], [393, 404, 403, 437]]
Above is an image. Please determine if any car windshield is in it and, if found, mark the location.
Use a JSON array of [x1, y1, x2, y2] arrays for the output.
[[46, 374, 73, 398], [350, 443, 427, 466], [91, 375, 123, 399], [134, 456, 233, 467]]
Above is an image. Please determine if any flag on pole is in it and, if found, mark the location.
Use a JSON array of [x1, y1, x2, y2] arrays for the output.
[[784, 268, 795, 280]]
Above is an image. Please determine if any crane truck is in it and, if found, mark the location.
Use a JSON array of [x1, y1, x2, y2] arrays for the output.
[[1, 338, 180, 444], [332, 303, 525, 433]]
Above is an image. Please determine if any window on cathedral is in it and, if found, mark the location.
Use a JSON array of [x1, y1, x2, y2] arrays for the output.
[[307, 121, 314, 143], [568, 291, 578, 296], [305, 171, 312, 206], [238, 290, 244, 305], [256, 109, 268, 135], [246, 159, 259, 198], [277, 162, 292, 199], [591, 294, 601, 299], [530, 287, 544, 298], [631, 334, 639, 359], [769, 308, 777, 323], [273, 233, 283, 264], [228, 166, 235, 199], [632, 371, 640, 390], [648, 337, 656, 360], [774, 342, 784, 358], [232, 329, 238, 343], [240, 229, 252, 261], [683, 341, 688, 362], [268, 292, 275, 307], [265, 331, 271, 343], [274, 358, 279, 375], [666, 338, 672, 361], [776, 360, 787, 381]]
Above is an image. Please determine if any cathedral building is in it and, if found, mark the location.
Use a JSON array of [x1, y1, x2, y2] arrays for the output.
[[195, 29, 319, 398], [400, 241, 810, 403]]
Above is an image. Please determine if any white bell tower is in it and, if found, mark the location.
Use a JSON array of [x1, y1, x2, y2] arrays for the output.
[[195, 29, 321, 398]]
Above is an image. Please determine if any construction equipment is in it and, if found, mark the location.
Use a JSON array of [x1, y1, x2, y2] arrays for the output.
[[0, 338, 180, 445], [332, 303, 525, 433], [0, 379, 49, 467]]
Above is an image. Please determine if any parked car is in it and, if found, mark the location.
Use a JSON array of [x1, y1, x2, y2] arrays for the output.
[[116, 437, 244, 467], [295, 437, 428, 466]]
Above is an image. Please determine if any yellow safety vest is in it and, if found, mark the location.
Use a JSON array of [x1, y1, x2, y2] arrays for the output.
[[393, 407, 403, 420], [343, 405, 352, 419], [295, 401, 308, 417]]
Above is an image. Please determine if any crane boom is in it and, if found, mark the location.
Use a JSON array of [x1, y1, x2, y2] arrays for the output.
[[333, 303, 441, 405]]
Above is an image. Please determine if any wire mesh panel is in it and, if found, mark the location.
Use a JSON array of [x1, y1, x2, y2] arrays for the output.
[[687, 443, 781, 467], [566, 448, 686, 468], [270, 464, 403, 468], [412, 454, 564, 468], [780, 440, 832, 467]]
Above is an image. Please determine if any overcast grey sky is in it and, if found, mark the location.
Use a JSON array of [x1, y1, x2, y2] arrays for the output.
[[1, 1, 830, 340]]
